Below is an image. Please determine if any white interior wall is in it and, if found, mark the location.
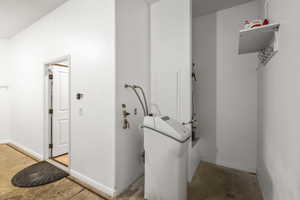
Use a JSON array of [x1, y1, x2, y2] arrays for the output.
[[0, 39, 11, 143], [216, 1, 259, 172], [192, 13, 217, 164], [192, 1, 259, 173], [150, 0, 192, 123], [257, 0, 300, 199], [149, 0, 194, 180], [9, 0, 116, 195], [115, 0, 150, 194]]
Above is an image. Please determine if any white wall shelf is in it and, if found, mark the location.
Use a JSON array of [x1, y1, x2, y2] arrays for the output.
[[239, 23, 280, 54]]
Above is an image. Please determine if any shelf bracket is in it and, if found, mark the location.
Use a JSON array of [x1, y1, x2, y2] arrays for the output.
[[257, 24, 280, 67]]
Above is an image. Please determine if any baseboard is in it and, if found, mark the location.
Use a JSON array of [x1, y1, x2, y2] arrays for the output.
[[8, 141, 43, 161], [6, 141, 115, 199], [114, 173, 144, 197], [216, 160, 256, 173], [70, 169, 115, 198], [0, 139, 10, 144]]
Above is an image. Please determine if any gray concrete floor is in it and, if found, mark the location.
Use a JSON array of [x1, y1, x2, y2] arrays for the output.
[[189, 162, 263, 200]]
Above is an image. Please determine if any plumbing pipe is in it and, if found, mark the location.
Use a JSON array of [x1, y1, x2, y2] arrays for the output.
[[125, 84, 147, 116], [133, 85, 149, 116]]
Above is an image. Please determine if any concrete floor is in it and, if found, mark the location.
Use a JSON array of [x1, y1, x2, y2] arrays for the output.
[[188, 162, 263, 200], [118, 163, 264, 200], [0, 144, 263, 200]]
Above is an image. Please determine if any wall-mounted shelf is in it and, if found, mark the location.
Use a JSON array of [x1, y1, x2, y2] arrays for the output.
[[239, 23, 280, 54]]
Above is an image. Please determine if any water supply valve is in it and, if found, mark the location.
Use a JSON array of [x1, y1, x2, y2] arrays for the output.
[[122, 104, 131, 130]]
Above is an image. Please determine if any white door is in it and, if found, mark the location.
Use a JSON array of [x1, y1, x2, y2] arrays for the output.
[[51, 66, 70, 157]]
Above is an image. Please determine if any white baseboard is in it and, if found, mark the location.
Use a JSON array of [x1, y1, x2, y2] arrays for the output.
[[70, 169, 115, 197], [0, 139, 10, 144], [7, 141, 114, 198], [47, 159, 69, 173], [114, 172, 144, 197], [9, 141, 43, 161], [217, 160, 256, 173]]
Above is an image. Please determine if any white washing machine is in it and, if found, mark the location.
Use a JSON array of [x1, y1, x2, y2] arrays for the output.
[[143, 116, 191, 200]]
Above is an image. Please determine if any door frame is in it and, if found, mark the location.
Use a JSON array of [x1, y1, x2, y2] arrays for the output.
[[43, 55, 71, 172]]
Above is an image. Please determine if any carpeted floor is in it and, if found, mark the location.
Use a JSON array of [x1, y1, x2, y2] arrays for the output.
[[0, 144, 263, 200]]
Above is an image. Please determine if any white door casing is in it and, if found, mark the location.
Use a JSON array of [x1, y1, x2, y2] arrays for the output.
[[51, 66, 70, 157]]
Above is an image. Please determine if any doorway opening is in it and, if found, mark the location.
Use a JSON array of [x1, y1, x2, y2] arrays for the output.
[[45, 56, 71, 169]]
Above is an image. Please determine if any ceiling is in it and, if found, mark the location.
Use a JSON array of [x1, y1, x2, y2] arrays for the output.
[[0, 0, 254, 37], [0, 0, 69, 38], [193, 0, 253, 17]]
